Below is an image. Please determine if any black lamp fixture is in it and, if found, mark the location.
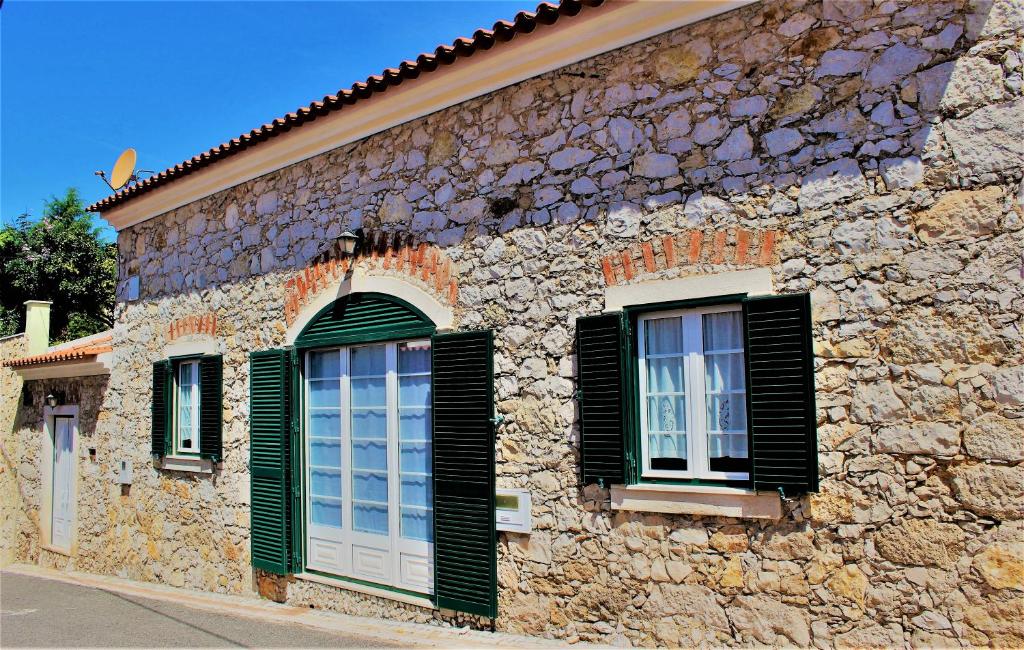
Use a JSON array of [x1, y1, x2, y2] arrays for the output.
[[338, 230, 362, 257], [45, 392, 60, 408]]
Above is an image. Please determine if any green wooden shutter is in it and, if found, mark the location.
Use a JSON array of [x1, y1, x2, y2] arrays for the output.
[[575, 313, 626, 486], [431, 330, 496, 618], [249, 349, 292, 574], [199, 355, 224, 462], [151, 361, 171, 457], [743, 293, 818, 495]]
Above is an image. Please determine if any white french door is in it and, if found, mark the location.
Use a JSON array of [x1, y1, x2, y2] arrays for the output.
[[304, 340, 434, 594], [51, 415, 75, 551]]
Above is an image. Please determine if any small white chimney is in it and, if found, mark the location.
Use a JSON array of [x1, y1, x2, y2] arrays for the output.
[[24, 300, 52, 355]]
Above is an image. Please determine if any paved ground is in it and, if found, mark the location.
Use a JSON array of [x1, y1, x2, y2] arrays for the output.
[[0, 571, 401, 648], [0, 566, 567, 649], [1, 571, 400, 648]]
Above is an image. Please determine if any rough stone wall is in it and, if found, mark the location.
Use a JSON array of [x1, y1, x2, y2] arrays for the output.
[[31, 0, 1024, 646], [1, 334, 29, 566]]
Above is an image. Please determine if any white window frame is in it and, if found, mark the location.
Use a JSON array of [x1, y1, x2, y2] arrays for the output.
[[302, 339, 434, 595], [637, 304, 749, 482], [173, 359, 201, 456]]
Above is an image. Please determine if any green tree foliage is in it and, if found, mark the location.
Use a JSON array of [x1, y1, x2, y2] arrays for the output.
[[0, 188, 117, 342]]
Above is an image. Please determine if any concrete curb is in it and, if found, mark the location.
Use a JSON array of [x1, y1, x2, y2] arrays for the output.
[[2, 564, 581, 648]]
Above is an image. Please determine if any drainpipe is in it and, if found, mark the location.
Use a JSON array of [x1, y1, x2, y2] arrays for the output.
[[24, 300, 51, 355]]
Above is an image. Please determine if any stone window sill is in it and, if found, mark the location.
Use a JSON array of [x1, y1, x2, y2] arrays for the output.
[[40, 543, 73, 557], [611, 483, 782, 520], [159, 455, 213, 474]]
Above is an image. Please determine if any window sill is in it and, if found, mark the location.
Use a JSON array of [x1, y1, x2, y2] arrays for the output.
[[40, 543, 73, 557], [610, 483, 782, 520], [159, 455, 213, 474], [294, 572, 435, 610]]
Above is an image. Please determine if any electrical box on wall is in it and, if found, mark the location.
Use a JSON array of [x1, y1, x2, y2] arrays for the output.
[[124, 276, 140, 302], [117, 460, 133, 485], [495, 488, 531, 533]]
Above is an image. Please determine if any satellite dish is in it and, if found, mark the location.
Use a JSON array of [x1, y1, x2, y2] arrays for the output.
[[94, 148, 153, 191], [110, 148, 137, 190]]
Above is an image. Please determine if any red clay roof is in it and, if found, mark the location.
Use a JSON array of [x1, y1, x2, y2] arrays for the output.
[[4, 334, 113, 368], [87, 0, 606, 214]]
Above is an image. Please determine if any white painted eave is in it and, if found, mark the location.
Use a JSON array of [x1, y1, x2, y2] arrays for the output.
[[14, 352, 112, 381]]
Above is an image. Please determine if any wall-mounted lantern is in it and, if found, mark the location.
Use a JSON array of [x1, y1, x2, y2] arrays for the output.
[[338, 230, 362, 257], [45, 392, 62, 408]]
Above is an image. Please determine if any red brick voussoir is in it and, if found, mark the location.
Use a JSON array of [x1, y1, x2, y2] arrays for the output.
[[282, 229, 458, 327], [601, 228, 781, 287]]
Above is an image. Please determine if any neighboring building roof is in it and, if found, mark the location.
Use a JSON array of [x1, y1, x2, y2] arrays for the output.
[[4, 332, 113, 369], [87, 0, 605, 214]]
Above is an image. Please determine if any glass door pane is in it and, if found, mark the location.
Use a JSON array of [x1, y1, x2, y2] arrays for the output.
[[398, 340, 432, 542], [350, 344, 388, 535], [308, 350, 343, 529]]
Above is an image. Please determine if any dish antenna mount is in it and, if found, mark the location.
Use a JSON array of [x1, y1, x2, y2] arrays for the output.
[[95, 148, 154, 191]]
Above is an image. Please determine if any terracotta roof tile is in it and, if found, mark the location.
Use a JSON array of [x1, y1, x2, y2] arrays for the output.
[[87, 0, 605, 213], [4, 334, 113, 368]]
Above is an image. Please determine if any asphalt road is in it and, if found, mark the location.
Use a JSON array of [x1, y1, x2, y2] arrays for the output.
[[0, 572, 399, 648]]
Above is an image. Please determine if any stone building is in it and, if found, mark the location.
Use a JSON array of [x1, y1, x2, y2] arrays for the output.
[[4, 0, 1023, 646], [2, 301, 113, 566]]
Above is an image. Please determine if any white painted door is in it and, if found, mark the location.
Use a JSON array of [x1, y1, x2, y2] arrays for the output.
[[347, 343, 393, 584], [51, 416, 74, 551]]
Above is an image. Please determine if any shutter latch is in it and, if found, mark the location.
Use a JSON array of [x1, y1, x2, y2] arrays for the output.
[[489, 414, 505, 426]]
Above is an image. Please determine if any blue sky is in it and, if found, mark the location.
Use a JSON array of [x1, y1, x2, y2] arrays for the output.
[[1, 1, 527, 241]]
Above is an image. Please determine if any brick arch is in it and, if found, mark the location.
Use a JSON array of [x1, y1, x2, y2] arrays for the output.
[[282, 229, 457, 339], [601, 228, 780, 286]]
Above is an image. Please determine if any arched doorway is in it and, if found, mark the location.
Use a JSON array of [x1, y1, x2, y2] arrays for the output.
[[250, 288, 497, 616], [296, 292, 436, 593]]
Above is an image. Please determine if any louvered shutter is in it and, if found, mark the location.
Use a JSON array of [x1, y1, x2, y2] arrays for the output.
[[199, 355, 223, 462], [743, 293, 818, 495], [575, 313, 626, 486], [249, 349, 292, 574], [296, 293, 435, 348], [151, 361, 171, 457], [431, 330, 496, 618]]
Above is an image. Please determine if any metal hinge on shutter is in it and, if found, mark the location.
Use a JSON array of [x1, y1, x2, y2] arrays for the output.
[[288, 349, 300, 436], [621, 314, 636, 483], [291, 481, 302, 570]]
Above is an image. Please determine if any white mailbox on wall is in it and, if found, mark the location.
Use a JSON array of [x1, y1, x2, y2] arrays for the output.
[[495, 488, 531, 533], [117, 460, 133, 485]]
